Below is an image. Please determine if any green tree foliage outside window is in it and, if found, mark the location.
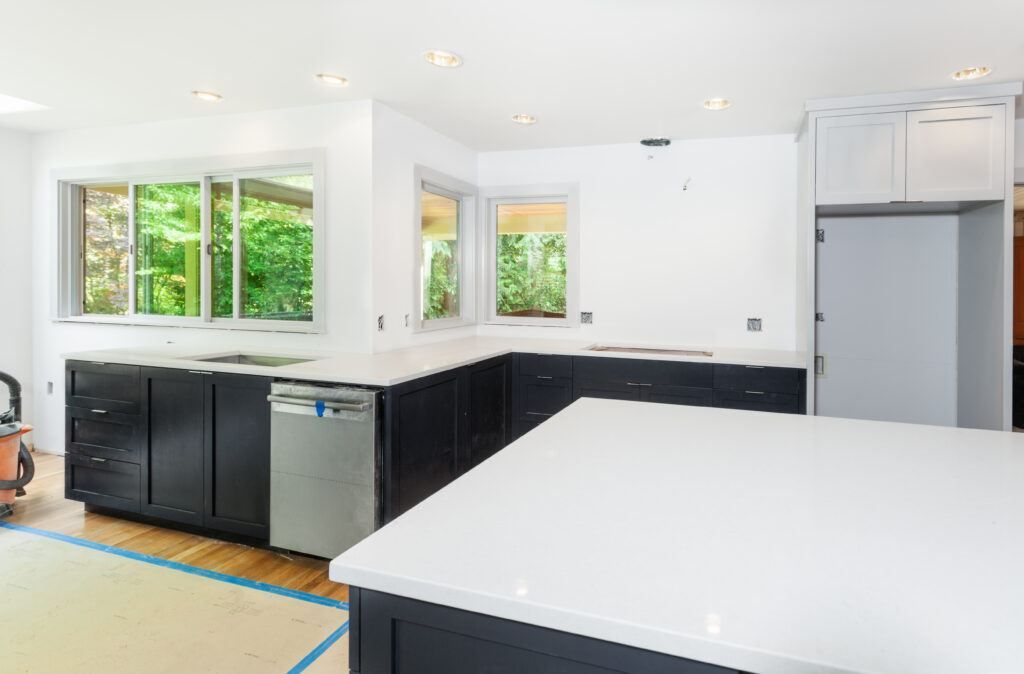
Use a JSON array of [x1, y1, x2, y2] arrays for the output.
[[83, 186, 129, 315], [496, 233, 567, 317], [135, 182, 202, 317]]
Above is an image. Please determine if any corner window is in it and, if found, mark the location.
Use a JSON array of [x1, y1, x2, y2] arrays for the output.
[[58, 152, 323, 332], [414, 166, 476, 331], [484, 186, 579, 326]]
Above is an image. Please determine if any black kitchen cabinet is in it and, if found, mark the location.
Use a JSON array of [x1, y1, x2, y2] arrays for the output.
[[386, 355, 512, 521], [65, 362, 271, 541], [711, 363, 805, 414], [204, 372, 272, 538], [712, 390, 800, 414], [572, 356, 713, 406], [141, 367, 205, 526], [512, 353, 574, 440]]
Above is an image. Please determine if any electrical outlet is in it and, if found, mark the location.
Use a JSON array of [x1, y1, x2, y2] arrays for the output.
[[580, 311, 593, 325], [377, 315, 384, 331], [46, 381, 53, 395], [746, 318, 762, 332]]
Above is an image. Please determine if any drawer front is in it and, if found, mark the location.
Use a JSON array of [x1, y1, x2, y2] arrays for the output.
[[66, 361, 141, 414], [712, 390, 800, 415], [573, 379, 640, 402], [65, 407, 142, 463], [517, 376, 573, 420], [713, 364, 802, 395], [65, 454, 141, 512], [645, 385, 713, 407], [518, 353, 573, 378], [573, 356, 712, 388]]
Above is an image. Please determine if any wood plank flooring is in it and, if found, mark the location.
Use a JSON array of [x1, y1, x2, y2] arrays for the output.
[[4, 452, 347, 602]]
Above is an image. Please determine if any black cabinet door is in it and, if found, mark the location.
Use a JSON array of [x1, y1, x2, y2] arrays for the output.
[[203, 372, 272, 538], [141, 367, 205, 526], [644, 385, 714, 407], [388, 369, 464, 520], [466, 356, 511, 469]]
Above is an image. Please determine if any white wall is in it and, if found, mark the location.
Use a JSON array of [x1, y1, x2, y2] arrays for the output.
[[29, 101, 376, 452], [370, 102, 478, 353], [476, 135, 799, 349], [0, 127, 34, 440]]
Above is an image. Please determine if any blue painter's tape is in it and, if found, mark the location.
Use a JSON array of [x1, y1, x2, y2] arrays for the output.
[[288, 621, 349, 674], [316, 400, 326, 417], [0, 521, 348, 611]]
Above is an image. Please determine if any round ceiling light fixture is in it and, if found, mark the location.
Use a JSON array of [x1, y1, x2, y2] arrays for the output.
[[511, 113, 536, 125], [191, 90, 223, 102], [703, 97, 731, 111], [424, 50, 463, 68], [951, 66, 991, 81], [316, 73, 349, 87], [640, 137, 671, 147]]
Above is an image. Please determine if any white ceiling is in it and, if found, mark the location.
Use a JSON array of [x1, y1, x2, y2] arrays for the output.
[[1, 0, 1022, 151]]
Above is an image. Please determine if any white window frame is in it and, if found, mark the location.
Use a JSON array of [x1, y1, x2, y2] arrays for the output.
[[53, 149, 325, 333], [481, 183, 580, 327], [413, 165, 477, 332]]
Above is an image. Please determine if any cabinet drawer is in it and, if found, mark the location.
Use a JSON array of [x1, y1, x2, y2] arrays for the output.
[[518, 353, 573, 378], [573, 356, 712, 388], [65, 453, 140, 512], [646, 385, 713, 407], [712, 390, 800, 415], [517, 376, 573, 420], [573, 379, 640, 402], [66, 361, 141, 414], [712, 365, 802, 394], [65, 407, 142, 463]]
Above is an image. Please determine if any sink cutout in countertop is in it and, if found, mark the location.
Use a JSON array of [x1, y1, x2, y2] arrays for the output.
[[586, 346, 713, 357], [182, 353, 321, 367]]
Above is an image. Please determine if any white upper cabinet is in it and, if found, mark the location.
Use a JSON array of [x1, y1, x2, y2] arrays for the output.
[[815, 112, 907, 205], [905, 105, 1005, 202], [815, 104, 1007, 205]]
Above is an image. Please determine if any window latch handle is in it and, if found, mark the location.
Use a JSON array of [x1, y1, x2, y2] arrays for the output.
[[206, 243, 213, 255]]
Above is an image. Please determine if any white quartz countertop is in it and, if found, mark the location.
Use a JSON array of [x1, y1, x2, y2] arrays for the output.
[[61, 337, 805, 387], [329, 399, 1024, 674]]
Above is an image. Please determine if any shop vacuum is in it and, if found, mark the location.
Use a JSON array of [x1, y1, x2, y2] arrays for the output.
[[0, 371, 34, 518]]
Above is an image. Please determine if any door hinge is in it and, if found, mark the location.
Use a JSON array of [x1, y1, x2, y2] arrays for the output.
[[815, 312, 825, 322], [816, 228, 825, 243]]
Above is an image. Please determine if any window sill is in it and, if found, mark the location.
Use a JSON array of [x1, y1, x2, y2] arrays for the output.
[[414, 317, 477, 334], [54, 315, 325, 334]]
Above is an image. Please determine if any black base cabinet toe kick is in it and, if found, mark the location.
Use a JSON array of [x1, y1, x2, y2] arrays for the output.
[[348, 587, 741, 674], [66, 354, 803, 544]]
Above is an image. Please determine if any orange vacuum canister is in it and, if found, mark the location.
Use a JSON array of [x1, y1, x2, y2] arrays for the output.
[[0, 423, 32, 508]]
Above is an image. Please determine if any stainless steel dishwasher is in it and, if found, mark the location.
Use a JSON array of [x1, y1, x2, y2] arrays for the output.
[[268, 381, 382, 558]]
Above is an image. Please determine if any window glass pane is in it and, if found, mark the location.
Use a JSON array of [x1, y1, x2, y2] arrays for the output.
[[421, 189, 460, 320], [135, 182, 202, 317], [238, 174, 313, 321], [82, 184, 129, 315], [211, 180, 233, 318], [496, 202, 567, 318]]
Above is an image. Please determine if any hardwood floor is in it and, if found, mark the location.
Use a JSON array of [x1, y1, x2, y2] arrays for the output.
[[4, 451, 347, 602]]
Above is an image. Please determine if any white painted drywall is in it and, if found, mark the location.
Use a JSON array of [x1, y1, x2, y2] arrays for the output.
[[815, 214, 959, 427], [370, 102, 478, 353], [29, 101, 376, 452], [0, 127, 34, 440], [475, 135, 798, 350], [958, 201, 1008, 430]]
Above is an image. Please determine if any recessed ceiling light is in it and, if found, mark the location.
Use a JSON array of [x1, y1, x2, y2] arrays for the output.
[[703, 98, 731, 111], [640, 137, 671, 147], [424, 50, 462, 68], [191, 90, 222, 102], [316, 74, 349, 87], [951, 66, 991, 81], [511, 113, 536, 125]]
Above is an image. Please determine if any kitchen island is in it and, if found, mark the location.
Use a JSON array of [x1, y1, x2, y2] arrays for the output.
[[329, 398, 1024, 674]]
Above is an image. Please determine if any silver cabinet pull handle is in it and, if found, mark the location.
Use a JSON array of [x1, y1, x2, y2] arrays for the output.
[[536, 375, 553, 380], [90, 457, 107, 462], [525, 412, 553, 417], [744, 365, 765, 369], [266, 394, 370, 412], [626, 382, 653, 387], [90, 409, 108, 414], [745, 391, 765, 395], [188, 370, 213, 375]]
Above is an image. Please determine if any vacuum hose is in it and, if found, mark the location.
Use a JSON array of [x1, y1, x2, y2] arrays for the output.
[[0, 371, 34, 494]]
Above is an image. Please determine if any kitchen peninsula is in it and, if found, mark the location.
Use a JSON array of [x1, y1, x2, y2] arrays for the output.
[[330, 398, 1024, 674]]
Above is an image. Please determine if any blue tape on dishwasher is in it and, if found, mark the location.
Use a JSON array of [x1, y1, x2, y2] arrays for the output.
[[315, 400, 326, 417]]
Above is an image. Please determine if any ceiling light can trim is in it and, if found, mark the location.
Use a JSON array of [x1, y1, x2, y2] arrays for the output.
[[640, 137, 671, 147], [191, 90, 223, 102], [512, 113, 536, 125], [424, 50, 463, 68], [951, 66, 992, 81], [316, 73, 349, 87], [703, 97, 731, 111]]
